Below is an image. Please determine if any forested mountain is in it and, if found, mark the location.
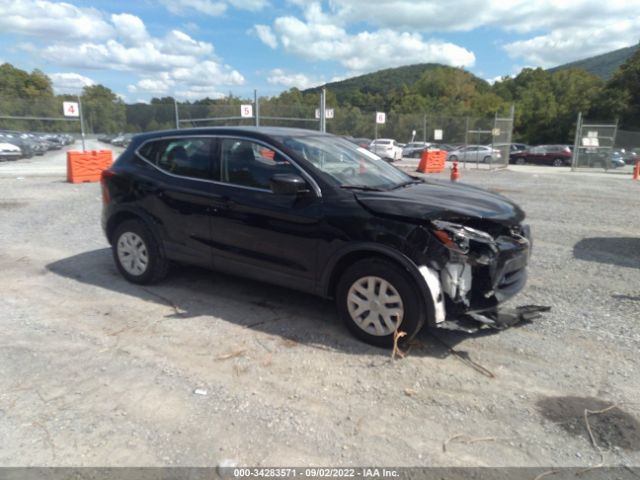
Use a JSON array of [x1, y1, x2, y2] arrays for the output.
[[548, 44, 639, 80], [303, 63, 479, 104]]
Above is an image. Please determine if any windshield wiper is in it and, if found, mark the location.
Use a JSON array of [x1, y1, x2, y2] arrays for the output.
[[340, 185, 385, 192], [390, 180, 423, 190]]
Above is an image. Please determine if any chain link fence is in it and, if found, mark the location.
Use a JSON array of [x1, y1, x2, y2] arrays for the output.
[[1, 94, 513, 169], [571, 114, 640, 174]]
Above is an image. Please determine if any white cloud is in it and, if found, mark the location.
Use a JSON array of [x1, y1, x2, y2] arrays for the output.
[[254, 25, 278, 49], [228, 0, 270, 11], [262, 4, 475, 75], [157, 0, 269, 16], [0, 0, 114, 40], [267, 68, 325, 89], [175, 87, 226, 100], [128, 61, 245, 100], [271, 1, 640, 70], [503, 17, 640, 67], [3, 1, 247, 101], [159, 0, 227, 16], [49, 72, 96, 92], [111, 13, 149, 46], [313, 0, 638, 34]]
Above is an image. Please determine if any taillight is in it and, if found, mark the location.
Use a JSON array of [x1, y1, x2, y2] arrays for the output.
[[101, 168, 115, 205]]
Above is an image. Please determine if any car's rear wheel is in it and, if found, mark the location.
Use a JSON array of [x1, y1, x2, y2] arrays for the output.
[[336, 259, 423, 348], [483, 156, 491, 163], [552, 158, 565, 167], [113, 219, 168, 284], [515, 157, 526, 165], [449, 155, 458, 162]]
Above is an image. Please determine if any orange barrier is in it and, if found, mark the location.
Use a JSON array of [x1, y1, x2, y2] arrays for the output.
[[67, 150, 113, 183], [417, 149, 447, 173], [633, 160, 639, 181], [450, 160, 460, 182]]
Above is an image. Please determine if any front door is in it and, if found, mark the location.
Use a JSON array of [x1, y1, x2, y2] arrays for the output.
[[209, 137, 322, 292]]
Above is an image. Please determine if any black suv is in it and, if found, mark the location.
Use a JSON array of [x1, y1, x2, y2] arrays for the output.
[[101, 127, 531, 347]]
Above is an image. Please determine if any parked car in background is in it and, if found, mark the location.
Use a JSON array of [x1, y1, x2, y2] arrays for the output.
[[613, 148, 639, 165], [21, 133, 48, 155], [41, 134, 64, 150], [576, 147, 627, 169], [101, 126, 532, 347], [111, 133, 133, 147], [428, 143, 456, 152], [447, 145, 502, 163], [0, 131, 35, 158], [609, 151, 627, 168], [98, 134, 118, 144], [492, 143, 529, 164], [0, 141, 22, 160], [369, 138, 403, 161], [402, 142, 431, 158], [511, 145, 572, 166]]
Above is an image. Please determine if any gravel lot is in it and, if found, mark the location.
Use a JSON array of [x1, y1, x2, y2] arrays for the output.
[[0, 145, 639, 468]]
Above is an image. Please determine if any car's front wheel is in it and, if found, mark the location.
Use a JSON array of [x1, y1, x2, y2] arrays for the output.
[[552, 158, 565, 167], [448, 155, 458, 162], [336, 259, 423, 348], [113, 219, 169, 284], [515, 157, 526, 165]]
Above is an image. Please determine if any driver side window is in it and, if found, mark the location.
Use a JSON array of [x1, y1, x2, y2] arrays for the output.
[[220, 138, 297, 190]]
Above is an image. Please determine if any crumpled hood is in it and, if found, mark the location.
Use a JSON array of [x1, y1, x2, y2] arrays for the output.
[[355, 180, 525, 225]]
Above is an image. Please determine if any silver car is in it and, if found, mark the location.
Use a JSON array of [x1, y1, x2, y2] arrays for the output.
[[369, 138, 403, 161], [447, 145, 502, 163]]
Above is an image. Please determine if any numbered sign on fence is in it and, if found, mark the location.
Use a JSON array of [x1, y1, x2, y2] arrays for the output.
[[376, 112, 386, 124], [315, 109, 334, 119], [240, 104, 253, 118], [63, 102, 79, 117]]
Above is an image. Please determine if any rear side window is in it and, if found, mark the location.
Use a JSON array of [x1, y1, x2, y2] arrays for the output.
[[138, 138, 214, 179]]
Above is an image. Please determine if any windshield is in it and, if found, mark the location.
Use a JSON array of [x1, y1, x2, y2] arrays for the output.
[[279, 135, 414, 190]]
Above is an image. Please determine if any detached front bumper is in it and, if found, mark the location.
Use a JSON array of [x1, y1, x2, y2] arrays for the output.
[[417, 223, 534, 330]]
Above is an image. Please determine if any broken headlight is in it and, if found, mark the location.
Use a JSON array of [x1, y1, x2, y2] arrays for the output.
[[431, 220, 496, 255]]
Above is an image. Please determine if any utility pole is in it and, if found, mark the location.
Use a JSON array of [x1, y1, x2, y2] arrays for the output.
[[174, 98, 180, 129], [319, 88, 326, 133], [254, 89, 260, 127], [423, 114, 427, 143], [572, 112, 582, 171], [77, 94, 86, 151]]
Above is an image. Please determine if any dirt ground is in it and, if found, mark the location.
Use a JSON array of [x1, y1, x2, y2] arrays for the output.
[[0, 145, 639, 468]]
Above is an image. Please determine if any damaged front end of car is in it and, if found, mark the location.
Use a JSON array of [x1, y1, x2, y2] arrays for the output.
[[416, 218, 546, 332]]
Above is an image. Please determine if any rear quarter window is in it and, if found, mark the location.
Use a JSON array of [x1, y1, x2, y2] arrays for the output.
[[137, 137, 214, 180]]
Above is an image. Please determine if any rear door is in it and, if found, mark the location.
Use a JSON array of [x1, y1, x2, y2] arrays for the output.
[[208, 137, 323, 291], [135, 136, 218, 266]]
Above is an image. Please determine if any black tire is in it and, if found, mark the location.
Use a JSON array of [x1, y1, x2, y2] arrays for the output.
[[552, 158, 564, 167], [449, 155, 458, 162], [336, 258, 425, 348], [515, 157, 526, 165], [483, 156, 491, 163], [112, 219, 169, 285]]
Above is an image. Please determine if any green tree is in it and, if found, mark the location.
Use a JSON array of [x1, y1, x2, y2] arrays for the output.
[[590, 48, 640, 129], [81, 84, 126, 133]]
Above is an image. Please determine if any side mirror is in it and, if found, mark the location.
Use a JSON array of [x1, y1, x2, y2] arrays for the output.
[[270, 173, 309, 195]]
